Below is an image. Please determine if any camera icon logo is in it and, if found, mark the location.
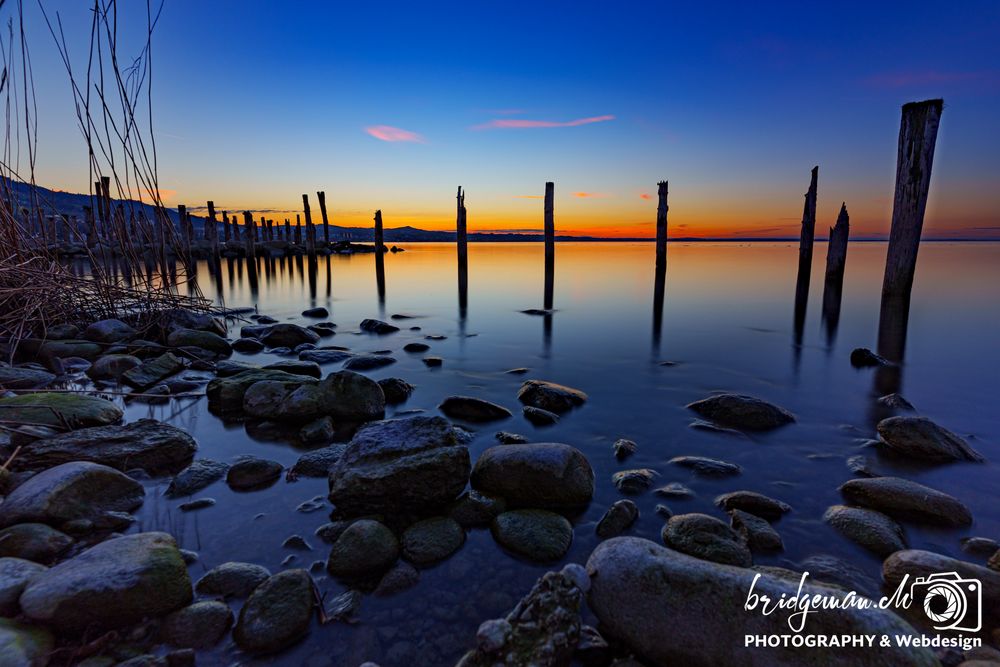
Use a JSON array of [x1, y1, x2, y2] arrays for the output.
[[910, 572, 982, 632]]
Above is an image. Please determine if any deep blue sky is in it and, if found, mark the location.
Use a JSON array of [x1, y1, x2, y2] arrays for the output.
[[14, 0, 1000, 237]]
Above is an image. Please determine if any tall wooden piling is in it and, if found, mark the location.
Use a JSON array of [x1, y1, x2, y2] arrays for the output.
[[284, 219, 291, 241], [206, 201, 217, 242], [318, 191, 331, 244], [822, 203, 850, 345], [457, 186, 468, 312], [294, 215, 302, 245], [374, 210, 386, 301], [303, 194, 316, 258], [798, 167, 819, 278], [84, 206, 97, 249], [878, 99, 944, 363], [223, 211, 232, 242], [655, 181, 669, 267], [543, 182, 555, 310]]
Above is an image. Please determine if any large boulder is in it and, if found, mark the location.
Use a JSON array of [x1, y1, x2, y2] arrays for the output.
[[823, 505, 906, 557], [83, 319, 136, 343], [0, 366, 55, 391], [876, 416, 984, 462], [0, 461, 144, 528], [242, 370, 384, 422], [19, 532, 192, 632], [516, 380, 587, 414], [13, 419, 196, 474], [328, 416, 469, 513], [439, 396, 513, 423], [0, 392, 122, 430], [883, 550, 1000, 627], [206, 368, 313, 413], [260, 323, 320, 348], [586, 537, 937, 667], [87, 354, 142, 381], [686, 393, 794, 431], [167, 328, 232, 357], [471, 443, 594, 509], [0, 523, 73, 563], [121, 352, 185, 389], [839, 476, 972, 526]]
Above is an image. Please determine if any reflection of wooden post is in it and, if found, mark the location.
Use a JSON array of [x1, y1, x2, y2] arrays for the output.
[[543, 182, 554, 310], [655, 181, 668, 267], [879, 99, 943, 363], [303, 194, 316, 257], [317, 191, 330, 245]]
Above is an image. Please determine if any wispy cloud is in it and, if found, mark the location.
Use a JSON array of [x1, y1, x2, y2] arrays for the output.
[[365, 125, 426, 143], [473, 114, 615, 130], [864, 70, 997, 89], [639, 193, 652, 200], [573, 192, 609, 198]]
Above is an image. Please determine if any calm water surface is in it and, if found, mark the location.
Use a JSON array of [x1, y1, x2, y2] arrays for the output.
[[121, 242, 999, 665]]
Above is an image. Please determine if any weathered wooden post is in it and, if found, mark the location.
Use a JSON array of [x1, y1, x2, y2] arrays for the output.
[[294, 215, 303, 245], [822, 203, 850, 345], [284, 219, 291, 242], [303, 194, 316, 258], [878, 99, 943, 364], [655, 181, 668, 267], [317, 191, 331, 245], [374, 209, 386, 301], [793, 167, 818, 354], [84, 206, 97, 249], [267, 219, 274, 241], [223, 211, 231, 242], [457, 186, 468, 313], [243, 212, 256, 256], [543, 182, 555, 311]]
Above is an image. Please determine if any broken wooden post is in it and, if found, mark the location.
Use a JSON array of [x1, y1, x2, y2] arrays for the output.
[[793, 167, 818, 355], [374, 209, 386, 301], [223, 211, 232, 242], [206, 201, 217, 242], [544, 182, 555, 310], [822, 203, 850, 345], [878, 99, 944, 363], [303, 194, 316, 257], [284, 219, 291, 241], [655, 181, 668, 267], [318, 191, 331, 245], [457, 186, 468, 312]]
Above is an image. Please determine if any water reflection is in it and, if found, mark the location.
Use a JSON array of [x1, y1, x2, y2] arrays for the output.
[[651, 259, 666, 355]]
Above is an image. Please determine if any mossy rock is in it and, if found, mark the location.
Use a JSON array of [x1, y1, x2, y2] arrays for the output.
[[0, 392, 122, 429]]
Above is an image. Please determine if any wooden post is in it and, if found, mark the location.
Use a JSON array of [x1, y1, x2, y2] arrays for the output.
[[303, 194, 316, 257], [243, 211, 256, 256], [84, 205, 97, 249], [206, 201, 216, 242], [822, 203, 850, 344], [655, 181, 668, 267], [374, 210, 386, 301], [317, 191, 331, 245], [100, 176, 112, 240], [457, 186, 468, 314], [878, 99, 944, 363], [284, 219, 291, 241], [294, 214, 303, 245], [543, 182, 555, 311], [223, 211, 232, 242], [798, 167, 819, 278]]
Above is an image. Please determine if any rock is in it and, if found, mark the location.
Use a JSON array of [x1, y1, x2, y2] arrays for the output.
[[823, 505, 906, 557], [290, 444, 346, 478], [233, 569, 314, 654], [0, 392, 122, 430], [87, 354, 143, 381], [612, 439, 637, 461], [517, 380, 587, 414], [298, 417, 335, 445], [654, 482, 694, 498], [44, 323, 79, 340], [0, 523, 72, 562], [402, 342, 429, 353], [166, 459, 229, 497], [839, 476, 972, 526], [122, 352, 186, 389], [260, 323, 321, 348], [161, 601, 233, 649], [587, 537, 937, 667], [0, 618, 54, 666], [215, 360, 259, 376], [596, 500, 639, 539], [374, 561, 420, 597], [14, 419, 196, 474], [491, 510, 573, 562], [179, 498, 214, 512], [439, 396, 513, 422], [38, 340, 103, 366], [302, 307, 329, 318], [83, 319, 136, 343], [167, 328, 232, 357], [328, 416, 470, 513], [210, 368, 314, 413], [471, 443, 594, 509], [990, 550, 1000, 572], [195, 562, 271, 598], [883, 550, 1000, 626], [612, 469, 658, 495], [523, 405, 559, 425], [686, 393, 794, 431], [0, 461, 143, 528], [326, 519, 399, 576], [729, 509, 783, 553], [360, 319, 400, 334], [961, 537, 1000, 557], [343, 354, 397, 371], [876, 416, 984, 462], [242, 370, 384, 423], [714, 490, 791, 520], [263, 360, 322, 378], [455, 566, 584, 666], [877, 393, 915, 411], [159, 308, 225, 335], [423, 356, 444, 367], [282, 535, 311, 550], [232, 337, 265, 353], [496, 431, 528, 444], [401, 517, 465, 564], [19, 532, 191, 631], [661, 513, 752, 567], [448, 491, 507, 528], [846, 454, 880, 477], [575, 625, 612, 667], [227, 457, 282, 490], [0, 557, 47, 616], [378, 377, 414, 404], [850, 347, 888, 367], [0, 366, 55, 390], [299, 349, 353, 364], [668, 455, 742, 477]]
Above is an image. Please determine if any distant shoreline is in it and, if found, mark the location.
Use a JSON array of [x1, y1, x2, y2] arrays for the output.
[[397, 237, 1000, 243]]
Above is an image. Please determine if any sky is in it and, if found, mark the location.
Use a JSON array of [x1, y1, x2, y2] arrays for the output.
[[7, 0, 1000, 238]]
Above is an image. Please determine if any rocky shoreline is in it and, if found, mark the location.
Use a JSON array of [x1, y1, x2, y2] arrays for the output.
[[0, 310, 997, 666]]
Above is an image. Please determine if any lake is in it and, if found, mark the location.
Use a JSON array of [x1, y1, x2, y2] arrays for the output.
[[120, 241, 999, 665]]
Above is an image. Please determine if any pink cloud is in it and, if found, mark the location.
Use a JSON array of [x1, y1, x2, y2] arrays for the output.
[[365, 125, 426, 143], [865, 70, 996, 88], [639, 193, 652, 200], [473, 114, 615, 130]]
